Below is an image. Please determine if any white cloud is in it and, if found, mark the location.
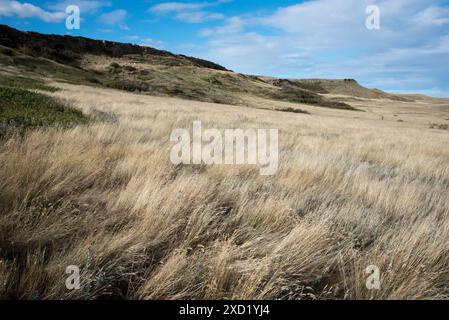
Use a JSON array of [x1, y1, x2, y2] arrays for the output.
[[413, 6, 449, 26], [0, 0, 65, 22], [150, 2, 206, 13], [99, 9, 129, 30], [100, 9, 127, 24], [176, 11, 223, 23], [149, 0, 229, 23], [45, 0, 111, 13], [257, 0, 448, 51], [150, 0, 230, 13], [199, 16, 244, 36], [188, 0, 449, 96]]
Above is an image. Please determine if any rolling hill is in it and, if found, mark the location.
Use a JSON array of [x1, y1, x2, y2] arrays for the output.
[[0, 24, 411, 111]]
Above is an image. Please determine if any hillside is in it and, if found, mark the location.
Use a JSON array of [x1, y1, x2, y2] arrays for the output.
[[0, 24, 227, 71], [0, 24, 411, 111]]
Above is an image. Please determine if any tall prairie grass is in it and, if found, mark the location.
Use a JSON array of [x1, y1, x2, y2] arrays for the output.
[[1, 84, 448, 299]]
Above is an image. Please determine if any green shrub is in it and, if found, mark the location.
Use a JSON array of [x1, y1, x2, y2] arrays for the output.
[[0, 87, 89, 138], [275, 107, 310, 114], [106, 80, 149, 92]]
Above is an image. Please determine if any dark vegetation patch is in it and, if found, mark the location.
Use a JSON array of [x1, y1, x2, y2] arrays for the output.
[[1, 47, 14, 56], [260, 78, 359, 111], [429, 123, 449, 130], [275, 107, 311, 114], [271, 78, 329, 94], [123, 65, 137, 72], [0, 86, 89, 138], [139, 69, 150, 76], [105, 79, 149, 92], [107, 64, 137, 74], [269, 87, 359, 111]]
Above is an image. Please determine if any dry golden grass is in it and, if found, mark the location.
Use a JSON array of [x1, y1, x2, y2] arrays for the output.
[[1, 83, 449, 300]]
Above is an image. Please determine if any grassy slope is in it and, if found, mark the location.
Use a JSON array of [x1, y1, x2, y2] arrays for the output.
[[0, 41, 357, 110]]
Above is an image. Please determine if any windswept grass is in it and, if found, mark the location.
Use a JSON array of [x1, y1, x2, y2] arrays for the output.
[[0, 83, 448, 300]]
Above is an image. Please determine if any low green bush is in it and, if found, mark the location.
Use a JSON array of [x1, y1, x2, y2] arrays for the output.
[[0, 86, 90, 138]]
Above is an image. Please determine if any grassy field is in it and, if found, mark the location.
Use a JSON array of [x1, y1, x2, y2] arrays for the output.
[[1, 81, 448, 299]]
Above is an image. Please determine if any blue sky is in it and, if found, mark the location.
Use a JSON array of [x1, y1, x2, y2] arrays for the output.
[[1, 0, 449, 97]]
